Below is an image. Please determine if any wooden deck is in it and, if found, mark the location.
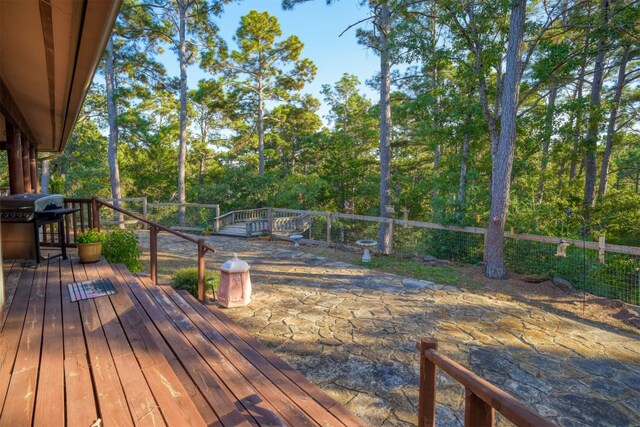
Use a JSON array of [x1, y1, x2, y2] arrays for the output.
[[0, 256, 365, 427]]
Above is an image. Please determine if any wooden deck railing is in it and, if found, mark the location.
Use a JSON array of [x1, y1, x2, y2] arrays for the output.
[[417, 338, 555, 427], [90, 198, 216, 301], [212, 208, 308, 237]]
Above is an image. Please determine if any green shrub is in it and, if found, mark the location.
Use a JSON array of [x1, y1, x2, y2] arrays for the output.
[[170, 267, 220, 298], [76, 228, 106, 244], [103, 228, 144, 272]]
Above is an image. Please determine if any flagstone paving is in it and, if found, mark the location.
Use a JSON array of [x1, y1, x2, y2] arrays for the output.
[[142, 233, 640, 427]]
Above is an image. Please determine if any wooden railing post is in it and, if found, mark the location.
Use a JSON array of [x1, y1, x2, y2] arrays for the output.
[[197, 239, 206, 301], [598, 234, 606, 263], [417, 338, 438, 427], [267, 208, 273, 234], [465, 388, 494, 427], [150, 225, 158, 285], [91, 198, 101, 231], [326, 213, 332, 245]]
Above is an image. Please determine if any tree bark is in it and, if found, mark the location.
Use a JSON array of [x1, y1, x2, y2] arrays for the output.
[[598, 44, 630, 198], [569, 59, 586, 182], [583, 0, 609, 213], [430, 4, 441, 218], [456, 125, 470, 222], [105, 36, 125, 227], [258, 78, 265, 176], [177, 2, 188, 226], [377, 1, 393, 254], [535, 79, 558, 203], [484, 0, 526, 279]]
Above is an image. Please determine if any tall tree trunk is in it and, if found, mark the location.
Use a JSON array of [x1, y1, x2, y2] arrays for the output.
[[476, 58, 499, 155], [291, 137, 296, 173], [105, 36, 124, 227], [456, 122, 471, 223], [197, 152, 206, 203], [258, 81, 265, 176], [430, 3, 441, 219], [40, 159, 50, 194], [484, 0, 526, 279], [535, 79, 558, 203], [569, 59, 586, 182], [177, 3, 188, 226], [598, 44, 630, 198], [557, 159, 566, 190], [583, 0, 609, 214], [377, 1, 393, 254]]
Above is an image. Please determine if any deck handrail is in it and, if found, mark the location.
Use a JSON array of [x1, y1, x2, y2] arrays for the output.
[[93, 198, 216, 301], [417, 338, 555, 427], [242, 212, 310, 236]]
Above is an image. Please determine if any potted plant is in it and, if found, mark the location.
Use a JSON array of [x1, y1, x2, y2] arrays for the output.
[[259, 228, 270, 240], [76, 228, 106, 263], [203, 225, 214, 236]]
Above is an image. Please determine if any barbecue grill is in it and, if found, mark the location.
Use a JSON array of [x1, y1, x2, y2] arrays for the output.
[[1, 193, 78, 264]]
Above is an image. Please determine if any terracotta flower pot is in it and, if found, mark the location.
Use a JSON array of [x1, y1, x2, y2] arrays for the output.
[[78, 242, 102, 263]]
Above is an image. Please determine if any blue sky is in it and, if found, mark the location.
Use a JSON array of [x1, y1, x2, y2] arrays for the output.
[[161, 0, 380, 120]]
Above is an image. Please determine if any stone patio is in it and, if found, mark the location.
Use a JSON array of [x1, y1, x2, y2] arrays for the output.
[[142, 233, 640, 427]]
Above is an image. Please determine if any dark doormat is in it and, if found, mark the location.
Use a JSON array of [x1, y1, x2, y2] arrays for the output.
[[68, 278, 116, 302]]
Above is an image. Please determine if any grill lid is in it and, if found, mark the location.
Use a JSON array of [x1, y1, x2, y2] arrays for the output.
[[0, 194, 64, 211]]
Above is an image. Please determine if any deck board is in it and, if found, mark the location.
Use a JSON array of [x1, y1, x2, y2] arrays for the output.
[[0, 256, 364, 427], [33, 259, 65, 426], [0, 266, 33, 415], [137, 276, 290, 426], [0, 264, 47, 427], [83, 262, 166, 427], [112, 264, 221, 427], [92, 262, 207, 427], [118, 266, 253, 427], [60, 258, 98, 426]]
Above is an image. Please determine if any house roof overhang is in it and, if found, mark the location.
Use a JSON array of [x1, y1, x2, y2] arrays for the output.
[[0, 0, 122, 152]]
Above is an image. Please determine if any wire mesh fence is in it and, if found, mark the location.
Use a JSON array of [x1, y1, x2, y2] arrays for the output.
[[283, 209, 640, 305], [147, 203, 220, 230], [98, 198, 147, 228], [93, 202, 640, 305], [503, 238, 640, 304]]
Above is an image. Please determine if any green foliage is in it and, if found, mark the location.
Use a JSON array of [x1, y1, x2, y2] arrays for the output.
[[102, 229, 144, 272], [76, 229, 107, 244], [170, 267, 220, 298]]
